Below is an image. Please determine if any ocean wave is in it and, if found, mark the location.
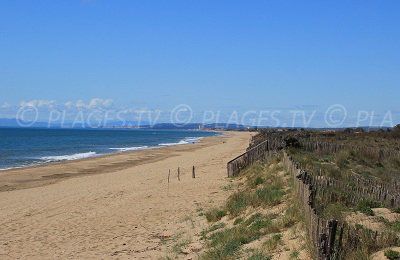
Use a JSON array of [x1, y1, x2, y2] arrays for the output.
[[158, 137, 203, 146], [40, 151, 97, 162], [0, 165, 29, 171], [109, 146, 149, 152]]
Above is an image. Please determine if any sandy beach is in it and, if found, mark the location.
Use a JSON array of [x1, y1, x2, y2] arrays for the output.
[[0, 131, 252, 259]]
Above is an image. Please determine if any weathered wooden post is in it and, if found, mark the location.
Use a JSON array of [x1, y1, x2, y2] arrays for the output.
[[337, 224, 344, 254], [327, 220, 338, 259], [168, 169, 171, 194], [318, 232, 328, 259], [178, 167, 180, 181], [192, 166, 195, 178]]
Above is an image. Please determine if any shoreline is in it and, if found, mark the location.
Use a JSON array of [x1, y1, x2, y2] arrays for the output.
[[0, 132, 224, 192], [0, 129, 222, 172]]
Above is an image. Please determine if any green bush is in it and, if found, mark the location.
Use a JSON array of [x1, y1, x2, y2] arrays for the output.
[[390, 221, 400, 233], [205, 208, 227, 222], [254, 177, 265, 186], [208, 222, 226, 232], [254, 186, 284, 206], [233, 217, 243, 225], [290, 250, 300, 259], [263, 233, 282, 250], [226, 192, 251, 216], [248, 252, 272, 260], [203, 213, 279, 259], [322, 203, 348, 220], [355, 199, 380, 216], [384, 249, 400, 260], [281, 205, 301, 228], [335, 150, 350, 168], [203, 227, 251, 259]]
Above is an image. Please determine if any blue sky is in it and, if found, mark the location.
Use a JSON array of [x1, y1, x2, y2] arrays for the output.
[[0, 0, 399, 126]]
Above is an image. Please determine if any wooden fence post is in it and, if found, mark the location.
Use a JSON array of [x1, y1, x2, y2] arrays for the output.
[[168, 169, 171, 194], [192, 166, 195, 178], [327, 220, 338, 258]]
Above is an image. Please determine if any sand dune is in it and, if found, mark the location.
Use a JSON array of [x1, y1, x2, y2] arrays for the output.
[[0, 131, 252, 259]]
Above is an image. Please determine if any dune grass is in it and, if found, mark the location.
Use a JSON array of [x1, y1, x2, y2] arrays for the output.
[[201, 213, 279, 259], [200, 157, 305, 259], [205, 208, 227, 222]]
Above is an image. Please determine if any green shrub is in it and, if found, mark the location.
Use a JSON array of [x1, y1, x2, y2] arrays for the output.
[[263, 233, 282, 250], [281, 205, 301, 228], [203, 227, 250, 259], [249, 218, 272, 232], [205, 208, 227, 222], [226, 192, 251, 216], [336, 150, 350, 168], [384, 249, 400, 260], [244, 213, 280, 234], [254, 177, 265, 186], [355, 199, 380, 216], [326, 167, 341, 179], [244, 213, 264, 226], [248, 252, 272, 260], [254, 187, 284, 206], [322, 203, 348, 220], [203, 214, 279, 259], [208, 222, 226, 232], [390, 221, 400, 233], [290, 249, 300, 259], [233, 217, 243, 225]]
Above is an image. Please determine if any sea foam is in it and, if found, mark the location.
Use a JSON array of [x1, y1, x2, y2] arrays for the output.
[[40, 151, 97, 162], [158, 137, 203, 146], [109, 146, 149, 152]]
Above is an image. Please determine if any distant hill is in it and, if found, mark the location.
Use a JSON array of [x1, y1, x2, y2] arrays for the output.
[[144, 123, 249, 130], [0, 118, 249, 130], [0, 118, 51, 128]]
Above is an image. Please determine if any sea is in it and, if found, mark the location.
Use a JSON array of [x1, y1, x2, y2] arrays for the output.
[[0, 128, 219, 170]]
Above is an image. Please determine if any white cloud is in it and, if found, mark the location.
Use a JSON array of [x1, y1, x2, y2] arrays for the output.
[[1, 102, 11, 109], [63, 98, 114, 110], [134, 108, 154, 113], [64, 101, 74, 109], [20, 100, 56, 108], [75, 100, 86, 109], [16, 98, 114, 111], [88, 98, 113, 109]]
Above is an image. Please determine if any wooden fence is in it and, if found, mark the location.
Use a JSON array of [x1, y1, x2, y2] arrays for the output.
[[226, 135, 399, 259], [283, 152, 397, 259], [296, 138, 400, 200], [226, 138, 284, 177], [299, 138, 400, 162]]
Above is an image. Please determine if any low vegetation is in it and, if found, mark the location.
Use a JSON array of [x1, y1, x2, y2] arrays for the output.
[[385, 249, 400, 260], [200, 157, 308, 259], [249, 128, 400, 258], [198, 128, 400, 259], [205, 208, 227, 222]]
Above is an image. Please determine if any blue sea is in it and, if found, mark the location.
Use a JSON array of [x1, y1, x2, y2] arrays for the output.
[[0, 128, 218, 170]]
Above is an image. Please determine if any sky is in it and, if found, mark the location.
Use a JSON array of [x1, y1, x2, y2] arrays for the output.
[[0, 0, 399, 127]]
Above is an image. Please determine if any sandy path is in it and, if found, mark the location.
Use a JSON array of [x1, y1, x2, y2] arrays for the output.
[[0, 131, 252, 259]]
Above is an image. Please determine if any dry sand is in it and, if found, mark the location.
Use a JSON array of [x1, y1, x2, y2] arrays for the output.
[[0, 131, 252, 259]]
